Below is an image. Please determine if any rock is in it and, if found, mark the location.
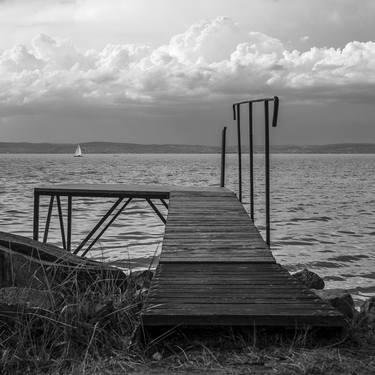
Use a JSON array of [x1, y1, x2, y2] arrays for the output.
[[314, 289, 355, 319], [129, 270, 154, 289], [292, 268, 325, 290], [152, 352, 163, 361], [360, 296, 375, 323], [0, 231, 126, 290]]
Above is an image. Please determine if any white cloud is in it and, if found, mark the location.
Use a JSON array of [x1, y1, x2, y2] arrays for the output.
[[1, 17, 375, 109]]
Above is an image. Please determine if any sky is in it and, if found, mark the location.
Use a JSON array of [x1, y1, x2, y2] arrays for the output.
[[0, 0, 375, 145]]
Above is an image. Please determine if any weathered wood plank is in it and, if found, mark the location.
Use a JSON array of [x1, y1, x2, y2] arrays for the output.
[[144, 305, 340, 315]]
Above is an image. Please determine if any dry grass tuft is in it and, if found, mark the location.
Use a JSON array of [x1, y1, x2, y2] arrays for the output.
[[1, 260, 374, 375], [0, 264, 146, 375]]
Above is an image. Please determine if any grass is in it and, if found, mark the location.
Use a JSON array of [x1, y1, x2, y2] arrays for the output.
[[0, 261, 143, 374], [0, 263, 374, 375]]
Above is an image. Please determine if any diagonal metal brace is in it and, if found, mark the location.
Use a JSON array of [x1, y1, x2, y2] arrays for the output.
[[56, 195, 67, 250], [43, 195, 55, 244], [160, 198, 169, 209], [146, 198, 166, 224], [73, 197, 124, 254], [80, 198, 132, 257]]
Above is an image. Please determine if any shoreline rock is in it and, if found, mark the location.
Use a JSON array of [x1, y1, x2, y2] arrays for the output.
[[360, 296, 375, 324], [292, 268, 325, 290], [314, 289, 356, 319]]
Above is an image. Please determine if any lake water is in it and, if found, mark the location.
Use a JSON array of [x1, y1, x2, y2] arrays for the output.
[[0, 153, 374, 303]]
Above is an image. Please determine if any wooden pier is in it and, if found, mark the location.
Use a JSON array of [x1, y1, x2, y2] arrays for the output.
[[142, 187, 345, 327], [31, 97, 345, 328], [34, 184, 345, 328]]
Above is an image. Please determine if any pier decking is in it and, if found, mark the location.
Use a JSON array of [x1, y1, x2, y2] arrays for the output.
[[34, 183, 345, 328], [142, 188, 345, 327]]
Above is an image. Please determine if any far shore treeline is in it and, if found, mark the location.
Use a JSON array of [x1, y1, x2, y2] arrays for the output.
[[2, 142, 375, 154]]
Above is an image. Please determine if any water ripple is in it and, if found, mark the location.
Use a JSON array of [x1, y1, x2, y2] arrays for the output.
[[0, 153, 374, 299]]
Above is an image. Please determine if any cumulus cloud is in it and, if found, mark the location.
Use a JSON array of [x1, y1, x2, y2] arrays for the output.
[[1, 17, 375, 108]]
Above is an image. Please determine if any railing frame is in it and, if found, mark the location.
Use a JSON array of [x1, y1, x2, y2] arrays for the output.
[[232, 96, 279, 247]]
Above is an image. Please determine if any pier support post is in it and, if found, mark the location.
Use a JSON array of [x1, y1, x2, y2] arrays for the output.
[[33, 190, 40, 241], [264, 101, 270, 246], [67, 196, 72, 252], [248, 103, 254, 222], [220, 126, 227, 187], [236, 105, 242, 202]]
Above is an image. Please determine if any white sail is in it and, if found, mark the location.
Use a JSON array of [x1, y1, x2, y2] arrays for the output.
[[74, 144, 82, 157]]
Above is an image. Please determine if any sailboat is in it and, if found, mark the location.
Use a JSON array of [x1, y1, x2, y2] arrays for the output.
[[74, 144, 83, 157]]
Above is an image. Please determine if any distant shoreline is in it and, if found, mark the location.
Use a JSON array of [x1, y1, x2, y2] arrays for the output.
[[1, 142, 375, 154]]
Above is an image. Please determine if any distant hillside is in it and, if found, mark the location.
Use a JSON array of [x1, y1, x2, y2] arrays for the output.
[[0, 142, 219, 154], [1, 142, 375, 154], [271, 143, 375, 154]]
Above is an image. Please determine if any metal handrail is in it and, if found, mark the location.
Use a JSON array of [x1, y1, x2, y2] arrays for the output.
[[232, 96, 279, 247], [220, 126, 227, 187]]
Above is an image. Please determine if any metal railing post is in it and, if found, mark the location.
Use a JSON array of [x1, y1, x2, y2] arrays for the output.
[[67, 195, 72, 252], [264, 101, 270, 246], [236, 105, 242, 201], [33, 190, 40, 241], [220, 126, 227, 187], [248, 102, 254, 222]]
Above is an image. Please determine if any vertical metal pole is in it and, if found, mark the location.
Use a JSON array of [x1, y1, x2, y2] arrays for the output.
[[56, 195, 67, 250], [67, 196, 72, 252], [248, 103, 254, 222], [220, 126, 227, 187], [264, 101, 270, 247], [43, 195, 55, 243], [236, 104, 242, 202], [33, 190, 40, 241]]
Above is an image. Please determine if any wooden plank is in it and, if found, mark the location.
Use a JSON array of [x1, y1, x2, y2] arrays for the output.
[[161, 242, 268, 248], [160, 251, 273, 256], [162, 238, 266, 243], [144, 301, 330, 308], [154, 263, 286, 271], [143, 305, 340, 315], [142, 315, 345, 327], [164, 227, 259, 233], [163, 232, 262, 237], [159, 259, 275, 263], [152, 274, 297, 279], [145, 290, 322, 297]]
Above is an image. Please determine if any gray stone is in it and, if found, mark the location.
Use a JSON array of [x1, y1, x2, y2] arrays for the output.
[[130, 269, 154, 289], [360, 296, 375, 323], [314, 289, 355, 319], [292, 268, 325, 289], [152, 352, 163, 361]]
